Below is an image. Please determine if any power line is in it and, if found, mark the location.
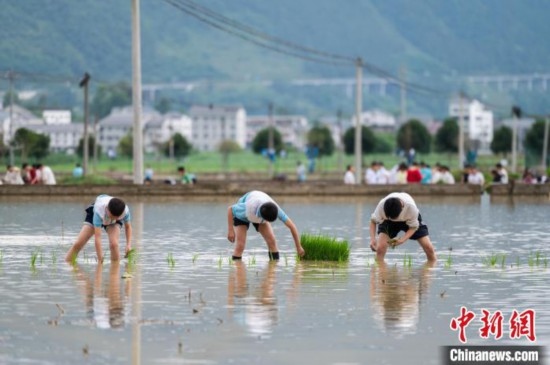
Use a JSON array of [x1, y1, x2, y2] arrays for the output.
[[160, 0, 457, 99], [162, 0, 353, 66]]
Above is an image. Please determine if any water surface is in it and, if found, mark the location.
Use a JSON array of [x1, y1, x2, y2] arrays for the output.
[[0, 195, 548, 364]]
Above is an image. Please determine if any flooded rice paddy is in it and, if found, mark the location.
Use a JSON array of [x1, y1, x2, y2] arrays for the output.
[[0, 194, 549, 364]]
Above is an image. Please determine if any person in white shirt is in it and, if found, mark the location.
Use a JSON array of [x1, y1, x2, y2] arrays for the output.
[[441, 166, 456, 184], [344, 165, 356, 184], [369, 192, 436, 263], [467, 166, 485, 185], [65, 195, 132, 263], [3, 165, 24, 185], [365, 161, 379, 184], [39, 164, 56, 185]]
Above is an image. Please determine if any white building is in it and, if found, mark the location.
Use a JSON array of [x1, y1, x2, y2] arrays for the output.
[[449, 97, 494, 153], [29, 123, 84, 154], [190, 104, 246, 151], [246, 115, 309, 149], [0, 104, 43, 145], [98, 106, 162, 153], [360, 109, 397, 132], [98, 107, 195, 154], [143, 112, 192, 154]]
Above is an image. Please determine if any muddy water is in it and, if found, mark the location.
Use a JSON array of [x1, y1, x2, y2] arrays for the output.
[[0, 194, 548, 364]]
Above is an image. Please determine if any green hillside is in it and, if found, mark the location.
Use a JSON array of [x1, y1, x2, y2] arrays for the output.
[[1, 0, 549, 116]]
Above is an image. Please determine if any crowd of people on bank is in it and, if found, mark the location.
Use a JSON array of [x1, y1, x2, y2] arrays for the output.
[[342, 160, 548, 186], [1, 163, 56, 185]]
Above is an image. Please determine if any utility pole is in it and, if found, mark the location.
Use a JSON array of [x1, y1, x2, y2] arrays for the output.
[[354, 57, 363, 184], [268, 102, 274, 178], [458, 92, 465, 170], [8, 70, 15, 166], [79, 72, 91, 176], [132, 0, 144, 184], [511, 106, 521, 174], [93, 115, 98, 173], [399, 65, 407, 127], [336, 109, 343, 172], [542, 116, 549, 170]]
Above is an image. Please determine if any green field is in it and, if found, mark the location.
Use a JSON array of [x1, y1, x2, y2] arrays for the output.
[[4, 149, 523, 183]]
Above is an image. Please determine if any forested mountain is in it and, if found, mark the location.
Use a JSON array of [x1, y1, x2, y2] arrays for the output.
[[1, 0, 549, 117]]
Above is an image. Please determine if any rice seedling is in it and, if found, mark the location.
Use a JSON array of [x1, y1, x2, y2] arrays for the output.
[[51, 250, 58, 265], [218, 255, 223, 269], [444, 254, 452, 269], [283, 253, 288, 266], [126, 248, 138, 265], [31, 249, 40, 269], [69, 252, 78, 267], [167, 253, 175, 268], [528, 251, 547, 268], [483, 253, 506, 268], [403, 254, 412, 268], [300, 233, 350, 262], [192, 253, 200, 264], [0, 249, 3, 264]]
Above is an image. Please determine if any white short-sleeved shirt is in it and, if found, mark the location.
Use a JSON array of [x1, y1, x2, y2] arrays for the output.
[[371, 192, 420, 229], [93, 194, 131, 227], [232, 191, 288, 224]]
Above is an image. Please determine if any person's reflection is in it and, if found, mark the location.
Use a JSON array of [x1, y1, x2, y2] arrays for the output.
[[369, 261, 433, 337], [72, 261, 131, 329], [227, 260, 278, 337]]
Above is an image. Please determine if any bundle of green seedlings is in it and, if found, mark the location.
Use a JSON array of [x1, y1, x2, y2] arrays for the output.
[[300, 233, 350, 262]]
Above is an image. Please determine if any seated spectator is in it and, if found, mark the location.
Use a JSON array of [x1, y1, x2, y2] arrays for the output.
[[344, 165, 356, 185], [406, 162, 422, 184], [4, 165, 24, 185], [494, 163, 508, 184], [420, 161, 432, 184], [38, 164, 56, 185], [467, 165, 484, 185], [144, 165, 154, 185], [377, 161, 390, 184], [440, 166, 456, 184], [522, 169, 537, 184], [365, 161, 379, 184], [178, 166, 196, 184], [72, 163, 84, 178], [395, 163, 408, 184]]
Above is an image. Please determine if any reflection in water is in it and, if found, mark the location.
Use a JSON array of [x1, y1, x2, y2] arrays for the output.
[[369, 262, 433, 337], [227, 261, 278, 337], [72, 261, 131, 329]]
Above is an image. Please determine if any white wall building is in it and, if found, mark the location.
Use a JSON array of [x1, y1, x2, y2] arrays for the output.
[[144, 112, 192, 154], [98, 106, 162, 153], [0, 104, 43, 145], [360, 109, 397, 131], [246, 115, 309, 149], [29, 123, 84, 154], [190, 104, 246, 151], [449, 97, 494, 153]]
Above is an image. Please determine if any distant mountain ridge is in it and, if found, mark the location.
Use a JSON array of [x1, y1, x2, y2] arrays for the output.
[[1, 0, 549, 116]]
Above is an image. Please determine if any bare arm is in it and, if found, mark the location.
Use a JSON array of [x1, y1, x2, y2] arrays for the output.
[[369, 220, 377, 250], [394, 227, 418, 247], [284, 218, 304, 257], [124, 222, 132, 256], [94, 227, 103, 263], [227, 206, 235, 243]]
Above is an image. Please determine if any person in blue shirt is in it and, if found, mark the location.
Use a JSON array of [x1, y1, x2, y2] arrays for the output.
[[72, 163, 83, 178], [65, 195, 132, 263], [227, 190, 305, 260]]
